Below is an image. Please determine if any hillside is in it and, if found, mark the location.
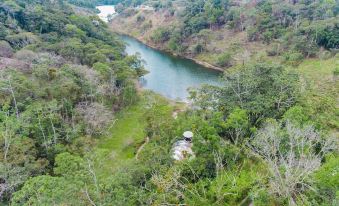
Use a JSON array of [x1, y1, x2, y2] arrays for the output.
[[110, 0, 338, 69], [0, 0, 145, 204], [0, 0, 338, 205]]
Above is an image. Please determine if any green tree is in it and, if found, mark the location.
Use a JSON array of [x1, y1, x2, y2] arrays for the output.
[[193, 63, 300, 123], [216, 52, 232, 67], [222, 108, 249, 145], [309, 155, 339, 205], [150, 27, 171, 44], [11, 175, 84, 205]]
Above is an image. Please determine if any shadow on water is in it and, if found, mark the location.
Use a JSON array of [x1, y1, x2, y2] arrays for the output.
[[119, 35, 222, 101]]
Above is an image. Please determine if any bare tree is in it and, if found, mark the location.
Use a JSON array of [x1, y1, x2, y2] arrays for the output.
[[0, 163, 28, 200], [249, 120, 338, 205], [76, 102, 113, 136], [2, 111, 13, 162], [84, 157, 101, 206], [0, 74, 19, 118]]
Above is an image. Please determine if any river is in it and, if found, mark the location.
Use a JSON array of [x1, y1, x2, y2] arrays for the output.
[[96, 6, 222, 101]]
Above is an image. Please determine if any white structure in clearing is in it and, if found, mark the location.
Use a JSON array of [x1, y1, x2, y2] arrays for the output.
[[172, 131, 195, 161]]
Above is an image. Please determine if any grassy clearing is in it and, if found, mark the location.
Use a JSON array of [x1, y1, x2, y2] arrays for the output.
[[296, 57, 338, 88], [94, 91, 179, 176], [98, 101, 146, 158], [295, 57, 339, 130]]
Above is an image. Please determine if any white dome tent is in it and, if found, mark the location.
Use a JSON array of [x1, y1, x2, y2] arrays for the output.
[[172, 131, 195, 161]]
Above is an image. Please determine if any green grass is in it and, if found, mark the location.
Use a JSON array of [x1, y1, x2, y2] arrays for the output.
[[297, 57, 337, 89], [295, 57, 339, 130], [94, 91, 177, 176], [98, 101, 146, 159], [95, 97, 147, 176]]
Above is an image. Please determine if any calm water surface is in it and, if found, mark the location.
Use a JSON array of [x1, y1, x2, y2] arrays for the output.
[[96, 6, 222, 101], [120, 36, 222, 101]]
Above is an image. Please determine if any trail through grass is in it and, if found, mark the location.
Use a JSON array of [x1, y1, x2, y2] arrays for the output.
[[95, 96, 147, 176], [94, 92, 181, 177]]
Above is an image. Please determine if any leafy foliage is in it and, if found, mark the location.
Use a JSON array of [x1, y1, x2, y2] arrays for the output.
[[0, 1, 337, 205], [0, 0, 143, 202]]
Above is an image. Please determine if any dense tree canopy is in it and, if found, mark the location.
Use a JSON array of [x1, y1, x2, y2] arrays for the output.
[[0, 0, 338, 205], [0, 0, 144, 202]]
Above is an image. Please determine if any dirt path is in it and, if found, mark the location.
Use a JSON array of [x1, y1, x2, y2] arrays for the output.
[[135, 137, 149, 160]]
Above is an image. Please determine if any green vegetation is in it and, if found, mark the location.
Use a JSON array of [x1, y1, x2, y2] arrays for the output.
[[96, 92, 172, 173], [67, 0, 146, 9], [0, 0, 144, 203], [0, 0, 338, 205], [111, 0, 338, 68]]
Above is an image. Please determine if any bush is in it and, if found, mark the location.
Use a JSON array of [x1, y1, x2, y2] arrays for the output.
[[14, 49, 37, 62], [216, 52, 232, 67], [5, 32, 39, 49], [283, 51, 304, 66], [0, 40, 13, 57], [318, 50, 333, 60], [121, 8, 137, 17], [262, 30, 274, 44], [333, 66, 339, 76], [246, 27, 258, 41], [136, 15, 145, 22], [290, 35, 318, 57], [141, 21, 152, 33], [307, 155, 339, 205], [167, 38, 179, 52], [266, 43, 282, 56], [0, 24, 9, 39], [193, 43, 204, 54], [150, 27, 171, 44]]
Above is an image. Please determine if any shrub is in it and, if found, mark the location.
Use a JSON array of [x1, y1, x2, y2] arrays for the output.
[[0, 24, 9, 39], [333, 66, 339, 76], [0, 40, 13, 57], [93, 62, 111, 76], [283, 51, 304, 66], [167, 38, 179, 52], [290, 35, 318, 57], [5, 32, 39, 49], [150, 27, 171, 44], [193, 44, 204, 54], [266, 43, 282, 56], [247, 27, 258, 41], [262, 30, 274, 44], [14, 49, 37, 62], [318, 50, 333, 60], [141, 21, 152, 33], [136, 15, 145, 22], [216, 52, 232, 67], [121, 8, 137, 17]]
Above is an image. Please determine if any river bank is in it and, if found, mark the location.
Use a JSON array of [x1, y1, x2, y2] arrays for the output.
[[96, 5, 221, 101], [120, 34, 222, 101], [114, 31, 225, 72]]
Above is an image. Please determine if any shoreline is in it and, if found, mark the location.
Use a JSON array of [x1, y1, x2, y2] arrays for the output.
[[96, 7, 223, 72], [115, 32, 224, 72]]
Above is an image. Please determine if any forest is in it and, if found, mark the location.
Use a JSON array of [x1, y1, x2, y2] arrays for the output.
[[111, 0, 338, 68], [0, 0, 338, 206]]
